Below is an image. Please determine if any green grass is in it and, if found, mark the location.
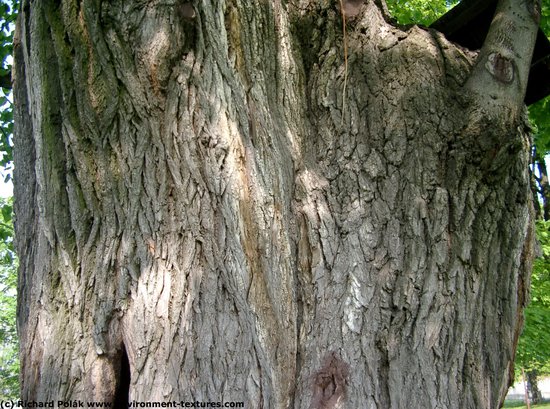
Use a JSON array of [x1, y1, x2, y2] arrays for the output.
[[503, 401, 550, 409]]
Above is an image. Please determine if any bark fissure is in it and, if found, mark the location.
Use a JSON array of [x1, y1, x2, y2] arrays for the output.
[[113, 343, 131, 408]]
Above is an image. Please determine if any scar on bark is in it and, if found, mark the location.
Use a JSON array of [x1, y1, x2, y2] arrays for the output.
[[177, 1, 196, 20], [485, 53, 515, 84], [310, 352, 349, 409]]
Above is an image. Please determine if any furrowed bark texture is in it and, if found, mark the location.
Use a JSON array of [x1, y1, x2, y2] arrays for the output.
[[13, 0, 537, 408]]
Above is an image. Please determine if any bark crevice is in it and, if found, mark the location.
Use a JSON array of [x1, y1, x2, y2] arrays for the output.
[[113, 343, 131, 408]]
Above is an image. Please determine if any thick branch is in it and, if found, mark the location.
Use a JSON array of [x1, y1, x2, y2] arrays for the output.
[[465, 0, 540, 113]]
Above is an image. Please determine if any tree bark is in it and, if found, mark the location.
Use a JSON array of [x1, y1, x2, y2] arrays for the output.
[[532, 147, 550, 220], [527, 370, 543, 404], [13, 0, 538, 408]]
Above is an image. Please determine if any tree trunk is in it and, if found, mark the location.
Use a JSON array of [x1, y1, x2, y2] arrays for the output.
[[532, 147, 550, 220], [527, 370, 543, 404], [13, 0, 539, 408]]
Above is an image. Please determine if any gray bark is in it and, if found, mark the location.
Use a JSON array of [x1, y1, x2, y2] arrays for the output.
[[527, 370, 543, 404], [13, 0, 538, 408]]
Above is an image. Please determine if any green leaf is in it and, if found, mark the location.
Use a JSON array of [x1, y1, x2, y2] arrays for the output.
[[515, 221, 550, 378], [386, 0, 459, 26]]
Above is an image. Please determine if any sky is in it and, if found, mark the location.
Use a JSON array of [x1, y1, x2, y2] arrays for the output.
[[0, 178, 11, 197]]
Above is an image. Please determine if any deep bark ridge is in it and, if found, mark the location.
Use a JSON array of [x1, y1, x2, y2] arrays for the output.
[[13, 0, 538, 408]]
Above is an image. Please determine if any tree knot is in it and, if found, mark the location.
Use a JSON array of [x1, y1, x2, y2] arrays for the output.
[[177, 2, 196, 20], [485, 53, 515, 84]]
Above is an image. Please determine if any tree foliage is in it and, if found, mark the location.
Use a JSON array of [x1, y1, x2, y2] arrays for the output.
[[515, 220, 550, 378], [386, 0, 458, 26], [529, 1, 550, 221], [0, 0, 17, 183], [0, 0, 18, 399], [0, 196, 18, 399]]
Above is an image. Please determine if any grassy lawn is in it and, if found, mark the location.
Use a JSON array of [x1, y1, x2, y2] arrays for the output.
[[503, 401, 550, 409]]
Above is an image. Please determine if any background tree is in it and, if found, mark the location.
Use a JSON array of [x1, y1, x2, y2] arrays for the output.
[[0, 197, 18, 399], [515, 1, 550, 401], [530, 99, 550, 220], [515, 220, 550, 404], [12, 0, 543, 408], [529, 1, 550, 220], [529, 0, 550, 220]]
